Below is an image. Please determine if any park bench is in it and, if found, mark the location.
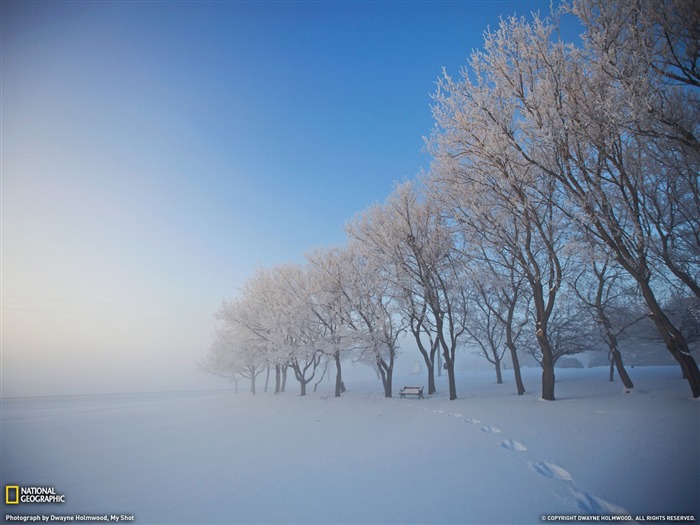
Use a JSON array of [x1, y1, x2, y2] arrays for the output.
[[399, 386, 424, 399]]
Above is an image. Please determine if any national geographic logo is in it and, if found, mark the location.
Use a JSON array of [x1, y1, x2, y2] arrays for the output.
[[5, 486, 18, 505], [5, 486, 66, 504]]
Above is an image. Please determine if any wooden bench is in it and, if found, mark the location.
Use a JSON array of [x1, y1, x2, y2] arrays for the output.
[[399, 386, 424, 399]]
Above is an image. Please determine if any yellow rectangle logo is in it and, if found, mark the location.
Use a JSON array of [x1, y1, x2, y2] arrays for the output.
[[5, 485, 19, 504]]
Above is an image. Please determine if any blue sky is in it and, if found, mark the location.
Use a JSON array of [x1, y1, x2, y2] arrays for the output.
[[2, 0, 557, 396]]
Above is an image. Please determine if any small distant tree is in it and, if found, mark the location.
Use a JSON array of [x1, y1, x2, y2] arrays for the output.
[[464, 281, 509, 385], [201, 326, 241, 393], [305, 247, 356, 397], [341, 243, 405, 398], [206, 318, 267, 395], [460, 245, 530, 394], [267, 263, 325, 397], [572, 252, 641, 390]]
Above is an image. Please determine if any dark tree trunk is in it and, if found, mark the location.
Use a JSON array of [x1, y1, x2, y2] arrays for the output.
[[541, 360, 555, 401], [504, 299, 526, 395], [494, 357, 503, 384], [537, 329, 555, 401], [427, 362, 436, 395], [264, 365, 270, 393], [281, 365, 288, 392], [441, 338, 458, 400], [507, 342, 526, 395], [429, 339, 439, 394], [611, 348, 634, 390], [334, 352, 344, 397], [377, 359, 393, 398], [436, 314, 457, 400], [384, 371, 392, 398], [446, 359, 457, 400], [594, 295, 634, 391], [639, 280, 700, 397]]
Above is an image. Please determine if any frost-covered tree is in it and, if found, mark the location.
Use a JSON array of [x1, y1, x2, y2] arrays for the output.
[[263, 263, 325, 397], [460, 242, 530, 395], [347, 182, 468, 399], [427, 104, 572, 400], [337, 243, 405, 398], [305, 247, 355, 397], [560, 1, 700, 395], [201, 325, 242, 393], [428, 4, 700, 397], [464, 283, 508, 385], [209, 307, 268, 395], [347, 182, 436, 394], [568, 0, 700, 302], [571, 249, 641, 389], [214, 265, 324, 397]]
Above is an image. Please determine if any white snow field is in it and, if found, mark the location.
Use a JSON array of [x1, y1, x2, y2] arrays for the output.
[[2, 366, 698, 524]]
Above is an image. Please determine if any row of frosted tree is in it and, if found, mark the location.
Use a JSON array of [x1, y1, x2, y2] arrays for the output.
[[205, 0, 700, 400]]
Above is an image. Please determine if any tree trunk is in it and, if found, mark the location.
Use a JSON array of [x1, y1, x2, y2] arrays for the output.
[[378, 359, 393, 398], [507, 343, 526, 395], [639, 280, 700, 397], [597, 304, 634, 390], [281, 365, 288, 392], [541, 359, 555, 401], [250, 375, 257, 395], [537, 330, 555, 400], [446, 360, 457, 400], [313, 359, 329, 393], [611, 348, 634, 390], [441, 343, 457, 400], [384, 371, 393, 398], [264, 365, 270, 393], [495, 358, 503, 384], [427, 362, 436, 395], [274, 365, 281, 394], [334, 352, 344, 397]]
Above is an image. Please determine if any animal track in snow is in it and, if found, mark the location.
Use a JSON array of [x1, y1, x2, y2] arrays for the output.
[[528, 460, 574, 482], [500, 439, 527, 451], [433, 409, 445, 414], [480, 425, 502, 434], [449, 412, 463, 418], [464, 418, 482, 424]]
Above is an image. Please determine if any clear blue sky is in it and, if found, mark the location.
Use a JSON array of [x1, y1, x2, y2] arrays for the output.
[[2, 0, 557, 396]]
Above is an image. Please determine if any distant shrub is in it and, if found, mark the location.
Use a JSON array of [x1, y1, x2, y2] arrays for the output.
[[556, 357, 584, 369]]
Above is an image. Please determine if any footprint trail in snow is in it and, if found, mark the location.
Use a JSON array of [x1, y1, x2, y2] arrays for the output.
[[414, 401, 634, 520], [500, 439, 527, 452], [528, 460, 574, 482]]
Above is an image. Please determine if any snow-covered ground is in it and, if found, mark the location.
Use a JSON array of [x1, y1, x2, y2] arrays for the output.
[[2, 366, 698, 524]]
